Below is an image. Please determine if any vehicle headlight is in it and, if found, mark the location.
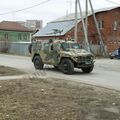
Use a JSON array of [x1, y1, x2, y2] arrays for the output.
[[74, 57, 78, 61], [91, 56, 94, 60]]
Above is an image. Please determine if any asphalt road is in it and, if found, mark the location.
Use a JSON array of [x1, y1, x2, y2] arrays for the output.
[[0, 54, 120, 91]]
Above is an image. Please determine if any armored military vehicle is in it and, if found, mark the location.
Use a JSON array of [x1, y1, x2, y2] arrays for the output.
[[31, 40, 94, 74]]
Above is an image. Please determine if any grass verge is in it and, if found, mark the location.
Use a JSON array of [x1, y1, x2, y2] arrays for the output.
[[0, 78, 120, 120], [0, 66, 25, 76]]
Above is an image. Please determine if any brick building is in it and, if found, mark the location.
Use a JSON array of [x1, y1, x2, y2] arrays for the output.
[[34, 6, 120, 52]]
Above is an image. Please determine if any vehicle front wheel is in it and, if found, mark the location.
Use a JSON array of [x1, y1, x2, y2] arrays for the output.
[[33, 55, 44, 70], [60, 59, 74, 74], [81, 65, 94, 73]]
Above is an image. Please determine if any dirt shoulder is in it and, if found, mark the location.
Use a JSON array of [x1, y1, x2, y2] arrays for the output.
[[0, 66, 25, 76], [0, 77, 120, 120]]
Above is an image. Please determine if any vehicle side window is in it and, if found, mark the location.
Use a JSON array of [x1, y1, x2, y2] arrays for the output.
[[61, 43, 69, 51], [54, 44, 60, 51], [43, 43, 49, 51], [71, 43, 80, 49]]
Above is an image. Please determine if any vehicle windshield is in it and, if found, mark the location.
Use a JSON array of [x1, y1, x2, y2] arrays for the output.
[[61, 42, 81, 51]]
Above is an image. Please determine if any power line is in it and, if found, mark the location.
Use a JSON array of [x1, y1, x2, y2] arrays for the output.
[[105, 0, 120, 5], [0, 0, 52, 16]]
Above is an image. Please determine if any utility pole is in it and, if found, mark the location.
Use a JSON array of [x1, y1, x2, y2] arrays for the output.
[[74, 0, 90, 52], [88, 0, 106, 56], [74, 0, 78, 42], [77, 0, 90, 52], [74, 0, 106, 55], [85, 0, 88, 37], [85, 0, 89, 50]]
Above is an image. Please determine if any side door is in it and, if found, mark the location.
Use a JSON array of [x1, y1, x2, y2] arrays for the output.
[[42, 43, 51, 63], [50, 43, 60, 65], [43, 43, 60, 65]]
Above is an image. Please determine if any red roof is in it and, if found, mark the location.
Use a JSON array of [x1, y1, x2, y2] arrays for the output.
[[0, 21, 33, 32]]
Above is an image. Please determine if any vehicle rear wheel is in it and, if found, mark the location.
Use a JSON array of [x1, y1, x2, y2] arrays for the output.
[[110, 56, 114, 59], [54, 66, 58, 69], [61, 58, 74, 74], [81, 65, 94, 73], [33, 55, 44, 69]]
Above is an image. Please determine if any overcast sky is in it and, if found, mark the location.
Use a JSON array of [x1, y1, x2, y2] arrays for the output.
[[0, 0, 120, 26]]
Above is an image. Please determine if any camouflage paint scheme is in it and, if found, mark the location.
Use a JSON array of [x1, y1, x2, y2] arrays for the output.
[[31, 40, 94, 68]]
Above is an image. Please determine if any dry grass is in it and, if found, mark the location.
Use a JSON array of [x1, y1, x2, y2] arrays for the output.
[[0, 77, 120, 120], [0, 66, 25, 76]]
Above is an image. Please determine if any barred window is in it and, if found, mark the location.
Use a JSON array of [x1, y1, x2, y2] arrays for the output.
[[97, 20, 104, 29], [18, 34, 22, 40], [113, 20, 118, 30], [5, 33, 9, 39], [23, 34, 27, 40]]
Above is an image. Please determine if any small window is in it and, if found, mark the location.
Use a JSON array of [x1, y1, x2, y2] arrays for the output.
[[44, 43, 49, 48], [23, 34, 27, 40], [43, 43, 49, 52], [18, 34, 22, 40], [113, 21, 118, 30], [97, 20, 104, 29], [5, 33, 9, 39]]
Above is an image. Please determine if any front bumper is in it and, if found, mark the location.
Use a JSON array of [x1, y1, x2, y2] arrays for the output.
[[76, 61, 94, 68], [73, 55, 94, 68]]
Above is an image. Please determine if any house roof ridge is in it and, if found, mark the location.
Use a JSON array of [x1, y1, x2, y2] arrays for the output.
[[0, 21, 33, 32], [50, 6, 120, 23]]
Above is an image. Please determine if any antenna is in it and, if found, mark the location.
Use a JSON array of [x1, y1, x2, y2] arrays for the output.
[[67, 0, 73, 14]]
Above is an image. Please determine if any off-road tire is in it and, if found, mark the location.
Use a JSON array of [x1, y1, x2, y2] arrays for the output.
[[110, 56, 114, 59], [33, 55, 44, 70], [54, 66, 58, 69], [81, 65, 94, 73], [61, 58, 74, 74]]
